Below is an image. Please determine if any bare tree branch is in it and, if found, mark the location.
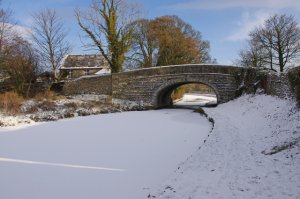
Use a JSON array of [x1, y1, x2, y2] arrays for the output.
[[31, 8, 71, 81], [0, 6, 15, 54], [241, 14, 300, 72], [75, 0, 139, 73]]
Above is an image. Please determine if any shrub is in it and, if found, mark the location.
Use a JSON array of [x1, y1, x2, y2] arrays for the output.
[[295, 85, 300, 105], [2, 36, 39, 97], [37, 101, 56, 111], [64, 102, 78, 109], [0, 92, 24, 114], [34, 90, 64, 101], [288, 67, 300, 106]]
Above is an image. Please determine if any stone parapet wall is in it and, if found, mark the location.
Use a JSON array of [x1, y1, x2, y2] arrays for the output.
[[112, 65, 242, 108], [112, 73, 237, 107], [62, 74, 112, 96], [115, 64, 244, 78]]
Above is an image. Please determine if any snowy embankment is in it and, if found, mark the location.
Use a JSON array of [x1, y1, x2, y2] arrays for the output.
[[0, 109, 211, 199], [151, 94, 300, 199], [0, 94, 142, 127]]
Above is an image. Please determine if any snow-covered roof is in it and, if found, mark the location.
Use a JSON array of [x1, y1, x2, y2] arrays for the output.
[[60, 54, 109, 70]]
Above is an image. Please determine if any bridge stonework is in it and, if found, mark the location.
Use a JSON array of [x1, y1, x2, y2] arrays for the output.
[[63, 64, 245, 109], [112, 65, 244, 108], [62, 74, 112, 96]]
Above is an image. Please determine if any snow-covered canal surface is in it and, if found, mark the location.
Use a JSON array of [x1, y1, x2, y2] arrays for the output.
[[0, 109, 211, 199]]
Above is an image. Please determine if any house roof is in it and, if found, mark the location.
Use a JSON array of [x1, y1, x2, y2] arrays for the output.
[[60, 54, 110, 70]]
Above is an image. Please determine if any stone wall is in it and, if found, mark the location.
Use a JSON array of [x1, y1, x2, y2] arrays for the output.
[[240, 67, 296, 100], [62, 74, 112, 95]]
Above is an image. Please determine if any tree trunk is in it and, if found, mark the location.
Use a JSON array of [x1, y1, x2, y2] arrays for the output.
[[52, 68, 57, 82], [278, 49, 284, 72]]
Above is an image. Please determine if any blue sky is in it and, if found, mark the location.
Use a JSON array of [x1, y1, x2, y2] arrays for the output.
[[3, 0, 300, 64]]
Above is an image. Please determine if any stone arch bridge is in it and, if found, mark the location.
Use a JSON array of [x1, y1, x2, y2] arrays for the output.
[[63, 64, 246, 109]]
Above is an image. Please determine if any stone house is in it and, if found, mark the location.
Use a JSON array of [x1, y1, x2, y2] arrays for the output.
[[59, 54, 110, 79]]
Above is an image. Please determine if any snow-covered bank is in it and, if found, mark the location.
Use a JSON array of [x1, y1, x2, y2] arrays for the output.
[[0, 109, 211, 199], [151, 94, 300, 199], [0, 114, 34, 128], [0, 94, 143, 128]]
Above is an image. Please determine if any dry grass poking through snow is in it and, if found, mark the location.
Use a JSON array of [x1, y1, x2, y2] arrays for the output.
[[0, 94, 145, 127], [0, 92, 24, 115], [34, 90, 65, 101]]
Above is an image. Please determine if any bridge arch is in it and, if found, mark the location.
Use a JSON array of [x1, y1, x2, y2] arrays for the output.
[[153, 80, 220, 108]]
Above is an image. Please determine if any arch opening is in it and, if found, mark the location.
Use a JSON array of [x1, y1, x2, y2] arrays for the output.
[[155, 82, 219, 109]]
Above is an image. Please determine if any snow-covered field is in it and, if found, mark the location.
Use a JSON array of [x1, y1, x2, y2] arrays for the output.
[[0, 94, 299, 199], [0, 109, 211, 199]]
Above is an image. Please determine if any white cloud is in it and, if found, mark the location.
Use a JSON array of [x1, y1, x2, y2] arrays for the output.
[[11, 24, 32, 38], [4, 23, 32, 39], [170, 0, 300, 10], [227, 10, 273, 41]]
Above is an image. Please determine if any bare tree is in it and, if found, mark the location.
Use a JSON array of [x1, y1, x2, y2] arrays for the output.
[[75, 0, 139, 73], [31, 8, 71, 81], [2, 36, 39, 97], [244, 14, 300, 72], [237, 39, 269, 69], [127, 19, 157, 68], [0, 2, 14, 54]]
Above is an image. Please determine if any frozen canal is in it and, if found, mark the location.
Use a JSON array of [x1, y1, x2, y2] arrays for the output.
[[0, 109, 211, 199]]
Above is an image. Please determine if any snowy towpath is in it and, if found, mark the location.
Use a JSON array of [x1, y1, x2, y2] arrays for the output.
[[152, 95, 300, 199], [0, 109, 211, 199]]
